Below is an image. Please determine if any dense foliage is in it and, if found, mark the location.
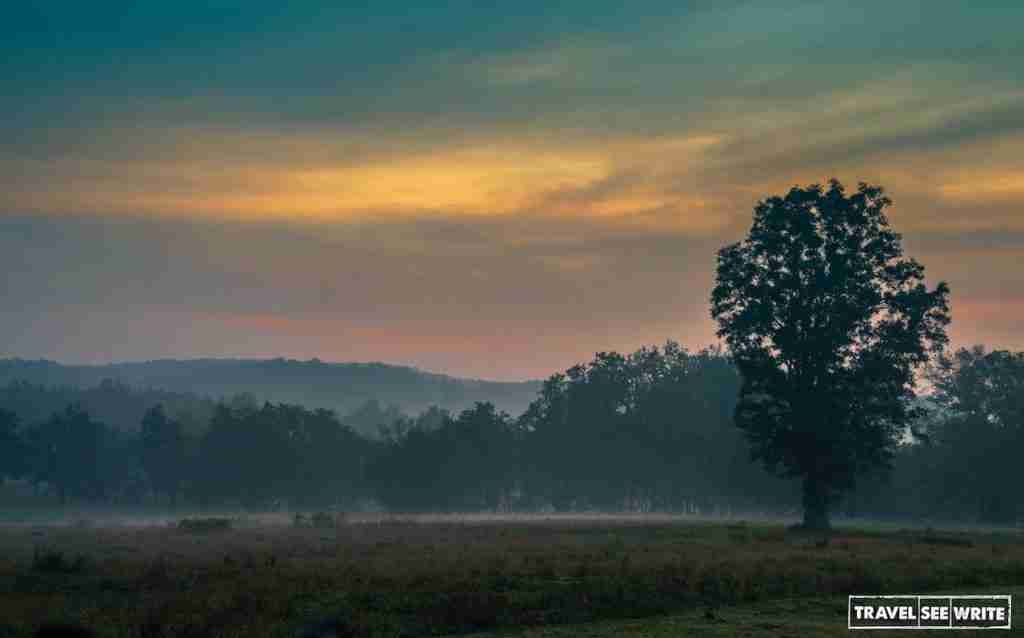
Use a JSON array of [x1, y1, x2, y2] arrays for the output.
[[1, 342, 1018, 524], [0, 358, 540, 424], [518, 344, 791, 512], [711, 180, 950, 528]]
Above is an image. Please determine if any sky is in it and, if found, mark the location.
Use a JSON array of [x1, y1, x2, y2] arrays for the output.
[[2, 1, 1023, 381]]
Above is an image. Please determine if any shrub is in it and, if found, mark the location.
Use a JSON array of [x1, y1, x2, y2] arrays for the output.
[[914, 534, 974, 548], [32, 547, 88, 574], [34, 623, 96, 638], [177, 517, 232, 533], [311, 512, 336, 529], [294, 511, 345, 528]]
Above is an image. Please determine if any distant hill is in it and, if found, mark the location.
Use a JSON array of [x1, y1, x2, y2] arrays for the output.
[[0, 378, 216, 435], [0, 358, 542, 419]]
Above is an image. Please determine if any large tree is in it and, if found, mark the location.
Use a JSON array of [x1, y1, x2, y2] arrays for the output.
[[711, 180, 950, 529], [140, 404, 186, 507], [0, 408, 27, 479], [929, 347, 1024, 523], [25, 405, 110, 504]]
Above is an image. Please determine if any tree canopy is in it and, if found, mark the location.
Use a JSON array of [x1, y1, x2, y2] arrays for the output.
[[929, 347, 1024, 523], [711, 180, 950, 529]]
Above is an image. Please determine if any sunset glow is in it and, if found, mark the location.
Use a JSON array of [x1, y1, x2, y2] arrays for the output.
[[3, 2, 1023, 379]]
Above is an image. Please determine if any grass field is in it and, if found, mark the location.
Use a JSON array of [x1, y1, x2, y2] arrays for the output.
[[468, 587, 1024, 637], [0, 513, 1020, 637]]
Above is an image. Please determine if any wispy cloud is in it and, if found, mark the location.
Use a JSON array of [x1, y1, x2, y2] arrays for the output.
[[2, 1, 1024, 376]]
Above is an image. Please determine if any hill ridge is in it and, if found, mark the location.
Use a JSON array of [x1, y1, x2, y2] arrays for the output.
[[0, 357, 542, 418]]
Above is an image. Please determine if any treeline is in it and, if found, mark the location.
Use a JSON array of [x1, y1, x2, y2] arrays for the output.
[[369, 344, 795, 513], [0, 378, 414, 439], [0, 378, 216, 435], [850, 347, 1024, 524], [0, 344, 1021, 524], [0, 357, 541, 418]]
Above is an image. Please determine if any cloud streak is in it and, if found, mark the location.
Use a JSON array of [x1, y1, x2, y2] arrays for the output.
[[2, 1, 1023, 378]]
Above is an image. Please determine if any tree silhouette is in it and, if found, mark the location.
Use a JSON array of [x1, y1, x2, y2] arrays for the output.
[[0, 408, 27, 479], [930, 347, 1024, 523], [518, 342, 792, 512], [140, 404, 186, 508], [368, 402, 518, 511], [25, 405, 110, 505], [711, 180, 950, 529]]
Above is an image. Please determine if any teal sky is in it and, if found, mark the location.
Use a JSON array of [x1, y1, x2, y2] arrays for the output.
[[2, 2, 1023, 380]]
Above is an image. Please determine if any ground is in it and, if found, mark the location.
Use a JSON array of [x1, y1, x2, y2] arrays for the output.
[[0, 513, 1020, 637], [469, 588, 1024, 637]]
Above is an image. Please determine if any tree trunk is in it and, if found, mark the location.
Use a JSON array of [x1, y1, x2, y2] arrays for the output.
[[801, 474, 831, 530]]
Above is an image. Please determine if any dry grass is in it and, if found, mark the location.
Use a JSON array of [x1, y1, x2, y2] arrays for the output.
[[0, 514, 1021, 637]]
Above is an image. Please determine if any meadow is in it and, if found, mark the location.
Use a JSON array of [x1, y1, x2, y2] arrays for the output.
[[0, 513, 1021, 637]]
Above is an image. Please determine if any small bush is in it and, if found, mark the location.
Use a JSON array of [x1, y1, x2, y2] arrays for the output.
[[32, 547, 88, 574], [727, 523, 752, 544], [177, 517, 232, 533], [295, 616, 360, 638], [311, 512, 336, 529], [294, 511, 344, 528], [142, 556, 174, 586], [431, 591, 506, 632], [34, 623, 96, 638], [915, 534, 974, 548]]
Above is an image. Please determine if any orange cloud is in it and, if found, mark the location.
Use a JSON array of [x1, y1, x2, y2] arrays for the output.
[[1, 131, 727, 232], [946, 297, 1024, 353], [191, 308, 720, 381], [939, 171, 1024, 200], [284, 146, 609, 215]]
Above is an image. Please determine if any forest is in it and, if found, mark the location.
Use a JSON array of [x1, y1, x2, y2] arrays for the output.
[[0, 358, 540, 419], [1, 343, 1020, 525]]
